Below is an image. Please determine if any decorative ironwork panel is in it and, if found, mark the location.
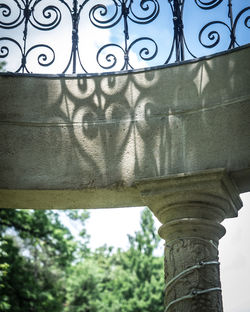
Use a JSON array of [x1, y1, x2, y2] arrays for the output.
[[0, 0, 249, 74]]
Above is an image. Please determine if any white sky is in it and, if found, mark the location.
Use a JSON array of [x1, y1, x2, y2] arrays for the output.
[[220, 192, 250, 312], [72, 191, 250, 312]]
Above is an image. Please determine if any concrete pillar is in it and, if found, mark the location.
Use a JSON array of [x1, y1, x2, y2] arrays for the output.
[[136, 169, 242, 312]]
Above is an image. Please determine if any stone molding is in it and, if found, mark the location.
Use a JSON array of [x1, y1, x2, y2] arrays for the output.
[[136, 168, 242, 221], [136, 168, 242, 242]]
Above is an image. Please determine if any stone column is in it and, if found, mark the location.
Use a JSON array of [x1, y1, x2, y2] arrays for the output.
[[136, 169, 242, 312]]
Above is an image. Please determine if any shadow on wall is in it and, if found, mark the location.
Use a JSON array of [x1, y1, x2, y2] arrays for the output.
[[0, 47, 250, 190]]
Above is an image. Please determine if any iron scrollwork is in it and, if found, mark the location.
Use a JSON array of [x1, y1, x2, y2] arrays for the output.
[[0, 0, 67, 72], [90, 0, 160, 71], [0, 2, 24, 29], [194, 0, 224, 10], [196, 0, 250, 51], [0, 0, 249, 74]]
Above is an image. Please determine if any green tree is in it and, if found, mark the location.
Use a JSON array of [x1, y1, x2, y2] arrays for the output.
[[65, 208, 164, 312], [0, 238, 10, 311], [0, 209, 89, 312], [0, 61, 6, 71], [0, 208, 164, 312], [112, 208, 164, 312]]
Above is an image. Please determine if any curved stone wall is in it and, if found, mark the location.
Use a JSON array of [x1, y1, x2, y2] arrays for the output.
[[0, 45, 250, 209]]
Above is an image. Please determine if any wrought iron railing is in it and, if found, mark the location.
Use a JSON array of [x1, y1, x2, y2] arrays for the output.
[[0, 0, 249, 74]]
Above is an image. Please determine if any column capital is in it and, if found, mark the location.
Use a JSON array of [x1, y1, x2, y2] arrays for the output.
[[135, 169, 242, 241], [136, 169, 242, 218]]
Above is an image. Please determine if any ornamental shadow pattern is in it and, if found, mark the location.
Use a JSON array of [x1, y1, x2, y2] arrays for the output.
[[0, 47, 248, 190], [0, 0, 249, 74]]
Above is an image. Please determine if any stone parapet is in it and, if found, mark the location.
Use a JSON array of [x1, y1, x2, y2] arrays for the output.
[[0, 46, 250, 210]]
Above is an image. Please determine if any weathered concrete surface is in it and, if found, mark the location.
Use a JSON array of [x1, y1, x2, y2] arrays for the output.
[[0, 45, 250, 209]]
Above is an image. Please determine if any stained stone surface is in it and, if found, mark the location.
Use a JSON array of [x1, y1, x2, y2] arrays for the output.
[[0, 45, 250, 209], [164, 237, 223, 312]]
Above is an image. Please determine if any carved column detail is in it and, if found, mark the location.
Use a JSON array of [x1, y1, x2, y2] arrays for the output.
[[136, 169, 242, 312]]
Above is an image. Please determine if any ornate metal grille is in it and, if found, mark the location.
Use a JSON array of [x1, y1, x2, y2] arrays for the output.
[[0, 0, 249, 74]]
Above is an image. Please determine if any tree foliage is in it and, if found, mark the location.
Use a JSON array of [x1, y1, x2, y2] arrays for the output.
[[0, 208, 164, 312], [0, 61, 6, 71]]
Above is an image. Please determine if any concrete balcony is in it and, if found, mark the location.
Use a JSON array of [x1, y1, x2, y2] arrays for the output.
[[0, 44, 250, 210]]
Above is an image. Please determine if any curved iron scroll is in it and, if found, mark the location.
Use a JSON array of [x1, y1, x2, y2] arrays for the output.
[[0, 0, 249, 74]]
